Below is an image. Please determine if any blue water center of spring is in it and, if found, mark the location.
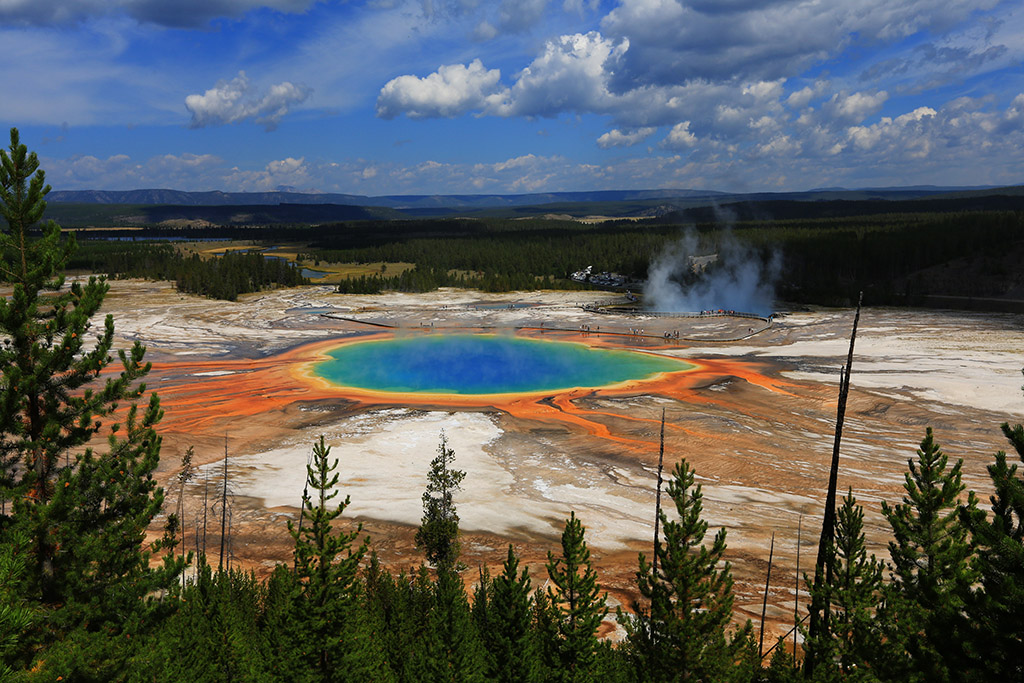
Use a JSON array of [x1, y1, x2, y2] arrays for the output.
[[312, 334, 692, 395]]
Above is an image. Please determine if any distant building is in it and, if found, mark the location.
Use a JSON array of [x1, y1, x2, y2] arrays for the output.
[[689, 253, 718, 273], [571, 266, 632, 288]]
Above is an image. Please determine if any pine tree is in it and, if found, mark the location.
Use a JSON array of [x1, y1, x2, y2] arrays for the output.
[[420, 566, 488, 682], [133, 564, 273, 682], [879, 428, 977, 681], [802, 489, 886, 680], [261, 564, 317, 682], [471, 565, 494, 671], [545, 511, 609, 683], [0, 526, 34, 677], [478, 545, 541, 682], [763, 637, 802, 683], [415, 431, 465, 570], [0, 127, 182, 677], [532, 584, 562, 679], [360, 561, 428, 683], [622, 459, 752, 682], [287, 435, 382, 682], [958, 414, 1024, 680]]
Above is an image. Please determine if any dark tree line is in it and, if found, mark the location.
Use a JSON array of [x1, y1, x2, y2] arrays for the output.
[[67, 241, 308, 301], [335, 267, 564, 294], [62, 206, 1024, 302], [173, 251, 308, 301], [307, 210, 1024, 303]]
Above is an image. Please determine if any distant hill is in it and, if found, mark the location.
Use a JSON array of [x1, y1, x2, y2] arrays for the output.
[[43, 202, 403, 228], [648, 193, 1024, 224], [47, 188, 726, 211], [48, 189, 370, 207], [44, 184, 1024, 224]]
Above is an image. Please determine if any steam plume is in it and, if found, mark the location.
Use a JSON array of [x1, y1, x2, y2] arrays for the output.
[[645, 228, 780, 316]]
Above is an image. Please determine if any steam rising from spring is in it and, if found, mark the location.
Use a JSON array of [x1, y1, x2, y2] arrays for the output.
[[645, 228, 781, 316]]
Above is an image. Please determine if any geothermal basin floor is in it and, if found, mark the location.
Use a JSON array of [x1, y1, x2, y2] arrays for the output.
[[99, 280, 1024, 643]]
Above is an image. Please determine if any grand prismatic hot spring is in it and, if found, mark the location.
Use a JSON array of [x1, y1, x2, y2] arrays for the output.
[[311, 334, 694, 395], [152, 327, 793, 450]]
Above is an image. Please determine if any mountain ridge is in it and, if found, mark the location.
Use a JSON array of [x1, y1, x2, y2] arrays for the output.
[[47, 188, 727, 210]]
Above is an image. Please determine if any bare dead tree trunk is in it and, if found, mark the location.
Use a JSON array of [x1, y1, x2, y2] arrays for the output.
[[219, 435, 228, 572], [227, 506, 233, 572], [201, 468, 209, 561], [806, 292, 862, 677], [652, 408, 666, 578], [293, 450, 312, 571], [759, 531, 775, 659], [794, 514, 802, 662], [194, 507, 201, 582], [177, 446, 194, 591]]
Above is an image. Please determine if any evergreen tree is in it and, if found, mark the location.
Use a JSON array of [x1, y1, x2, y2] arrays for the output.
[[132, 565, 273, 682], [478, 545, 541, 682], [545, 511, 609, 683], [361, 558, 432, 682], [287, 435, 382, 682], [471, 565, 494, 672], [958, 413, 1024, 680], [879, 428, 977, 681], [802, 489, 886, 681], [0, 526, 34, 677], [622, 459, 753, 682], [532, 584, 562, 679], [415, 431, 465, 570], [0, 127, 181, 677], [419, 566, 488, 682], [763, 637, 802, 683], [592, 641, 634, 683], [261, 564, 317, 682]]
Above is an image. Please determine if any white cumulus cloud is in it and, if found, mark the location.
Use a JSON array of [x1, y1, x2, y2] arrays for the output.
[[823, 90, 890, 125], [376, 59, 504, 119], [485, 31, 629, 117], [185, 72, 312, 130], [663, 121, 697, 148], [597, 127, 656, 147], [42, 91, 1024, 194]]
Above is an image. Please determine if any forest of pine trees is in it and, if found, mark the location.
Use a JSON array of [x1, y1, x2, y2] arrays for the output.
[[67, 203, 1024, 304], [66, 241, 308, 301], [3, 130, 1024, 680]]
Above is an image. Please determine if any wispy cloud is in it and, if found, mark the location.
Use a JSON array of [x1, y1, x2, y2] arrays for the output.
[[597, 127, 656, 148], [185, 72, 312, 130], [43, 91, 1024, 193]]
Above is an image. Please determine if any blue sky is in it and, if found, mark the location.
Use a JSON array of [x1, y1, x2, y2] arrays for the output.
[[2, 0, 1022, 195]]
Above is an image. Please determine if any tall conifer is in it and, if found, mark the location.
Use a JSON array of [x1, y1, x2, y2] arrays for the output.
[[0, 127, 181, 677], [802, 489, 886, 679], [416, 431, 465, 570], [545, 511, 608, 682], [623, 459, 752, 682], [879, 428, 977, 681], [287, 435, 382, 681], [959, 414, 1024, 679], [479, 545, 540, 682], [420, 567, 487, 682]]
